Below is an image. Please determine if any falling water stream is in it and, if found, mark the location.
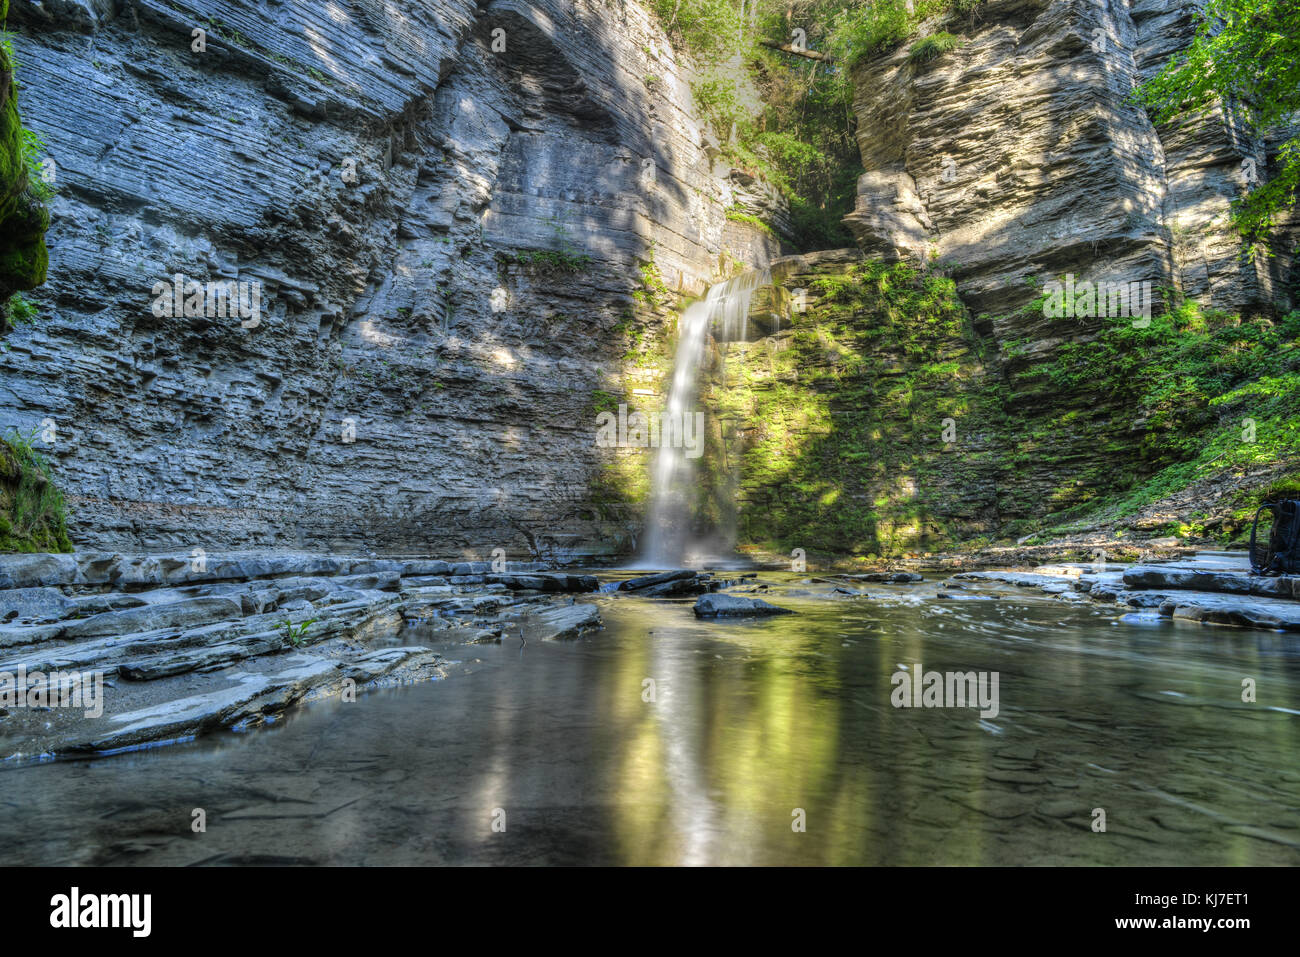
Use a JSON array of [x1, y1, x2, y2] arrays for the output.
[[639, 269, 771, 567]]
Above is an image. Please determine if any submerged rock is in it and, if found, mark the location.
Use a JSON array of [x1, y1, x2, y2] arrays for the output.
[[693, 594, 793, 618], [833, 586, 870, 597], [1158, 594, 1300, 631], [619, 570, 697, 591], [953, 571, 1070, 589], [82, 648, 441, 755], [513, 602, 602, 640]]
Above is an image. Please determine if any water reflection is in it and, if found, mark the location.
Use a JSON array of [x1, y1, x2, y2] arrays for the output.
[[1, 577, 1298, 865]]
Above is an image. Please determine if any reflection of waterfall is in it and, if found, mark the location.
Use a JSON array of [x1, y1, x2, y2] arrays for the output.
[[654, 634, 722, 866], [639, 269, 770, 568]]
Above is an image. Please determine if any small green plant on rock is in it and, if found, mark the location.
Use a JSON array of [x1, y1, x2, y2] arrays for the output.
[[504, 215, 593, 277], [590, 389, 621, 415], [1, 292, 38, 330], [633, 246, 672, 311], [281, 617, 317, 647], [509, 248, 592, 275]]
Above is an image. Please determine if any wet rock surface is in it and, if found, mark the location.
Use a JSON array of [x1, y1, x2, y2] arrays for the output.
[[955, 552, 1300, 631], [1122, 565, 1300, 600], [619, 569, 723, 597], [510, 601, 603, 641], [842, 572, 923, 584], [693, 593, 792, 618], [0, 550, 606, 759]]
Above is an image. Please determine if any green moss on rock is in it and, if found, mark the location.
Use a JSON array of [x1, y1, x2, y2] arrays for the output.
[[0, 11, 51, 302], [692, 257, 1300, 560], [0, 431, 73, 553]]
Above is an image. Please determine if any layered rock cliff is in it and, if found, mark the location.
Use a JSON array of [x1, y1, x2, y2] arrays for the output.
[[3, 0, 1296, 564], [0, 0, 779, 557], [844, 0, 1295, 324]]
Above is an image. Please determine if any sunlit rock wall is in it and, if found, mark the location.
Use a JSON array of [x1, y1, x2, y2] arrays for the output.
[[845, 0, 1295, 329], [0, 0, 782, 557]]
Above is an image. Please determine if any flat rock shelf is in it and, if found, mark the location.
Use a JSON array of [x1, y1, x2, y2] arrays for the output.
[[952, 552, 1300, 631], [0, 552, 604, 762]]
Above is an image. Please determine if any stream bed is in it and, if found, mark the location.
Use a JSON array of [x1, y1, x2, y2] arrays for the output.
[[2, 572, 1298, 865]]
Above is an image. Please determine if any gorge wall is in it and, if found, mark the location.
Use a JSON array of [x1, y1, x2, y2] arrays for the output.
[[844, 0, 1296, 322], [1, 0, 780, 558]]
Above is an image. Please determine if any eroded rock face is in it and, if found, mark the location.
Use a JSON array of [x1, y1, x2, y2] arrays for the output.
[[0, 0, 781, 557], [845, 0, 1295, 321]]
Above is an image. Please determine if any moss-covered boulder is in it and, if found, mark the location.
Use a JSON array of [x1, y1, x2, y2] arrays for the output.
[[0, 1, 50, 302]]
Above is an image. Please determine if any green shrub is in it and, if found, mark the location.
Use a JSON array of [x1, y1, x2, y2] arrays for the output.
[[647, 1, 866, 251], [1025, 304, 1300, 529], [590, 389, 621, 415], [4, 30, 58, 203], [632, 250, 672, 311], [725, 208, 775, 236], [21, 127, 55, 201]]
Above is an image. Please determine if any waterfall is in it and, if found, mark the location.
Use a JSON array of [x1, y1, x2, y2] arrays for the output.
[[638, 269, 771, 568]]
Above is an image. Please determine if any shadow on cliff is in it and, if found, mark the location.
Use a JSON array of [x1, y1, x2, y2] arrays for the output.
[[3, 0, 700, 556]]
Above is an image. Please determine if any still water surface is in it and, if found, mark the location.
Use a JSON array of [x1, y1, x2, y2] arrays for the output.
[[2, 574, 1298, 865]]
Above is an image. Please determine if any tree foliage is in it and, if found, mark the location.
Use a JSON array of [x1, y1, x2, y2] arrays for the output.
[[649, 0, 864, 249], [1134, 0, 1300, 252]]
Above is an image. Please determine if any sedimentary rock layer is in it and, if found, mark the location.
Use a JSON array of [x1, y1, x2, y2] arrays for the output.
[[845, 0, 1295, 321], [0, 548, 605, 758]]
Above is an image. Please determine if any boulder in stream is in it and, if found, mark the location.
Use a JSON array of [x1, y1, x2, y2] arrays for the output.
[[693, 594, 793, 618], [620, 570, 720, 597], [511, 602, 603, 640], [847, 572, 924, 584]]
